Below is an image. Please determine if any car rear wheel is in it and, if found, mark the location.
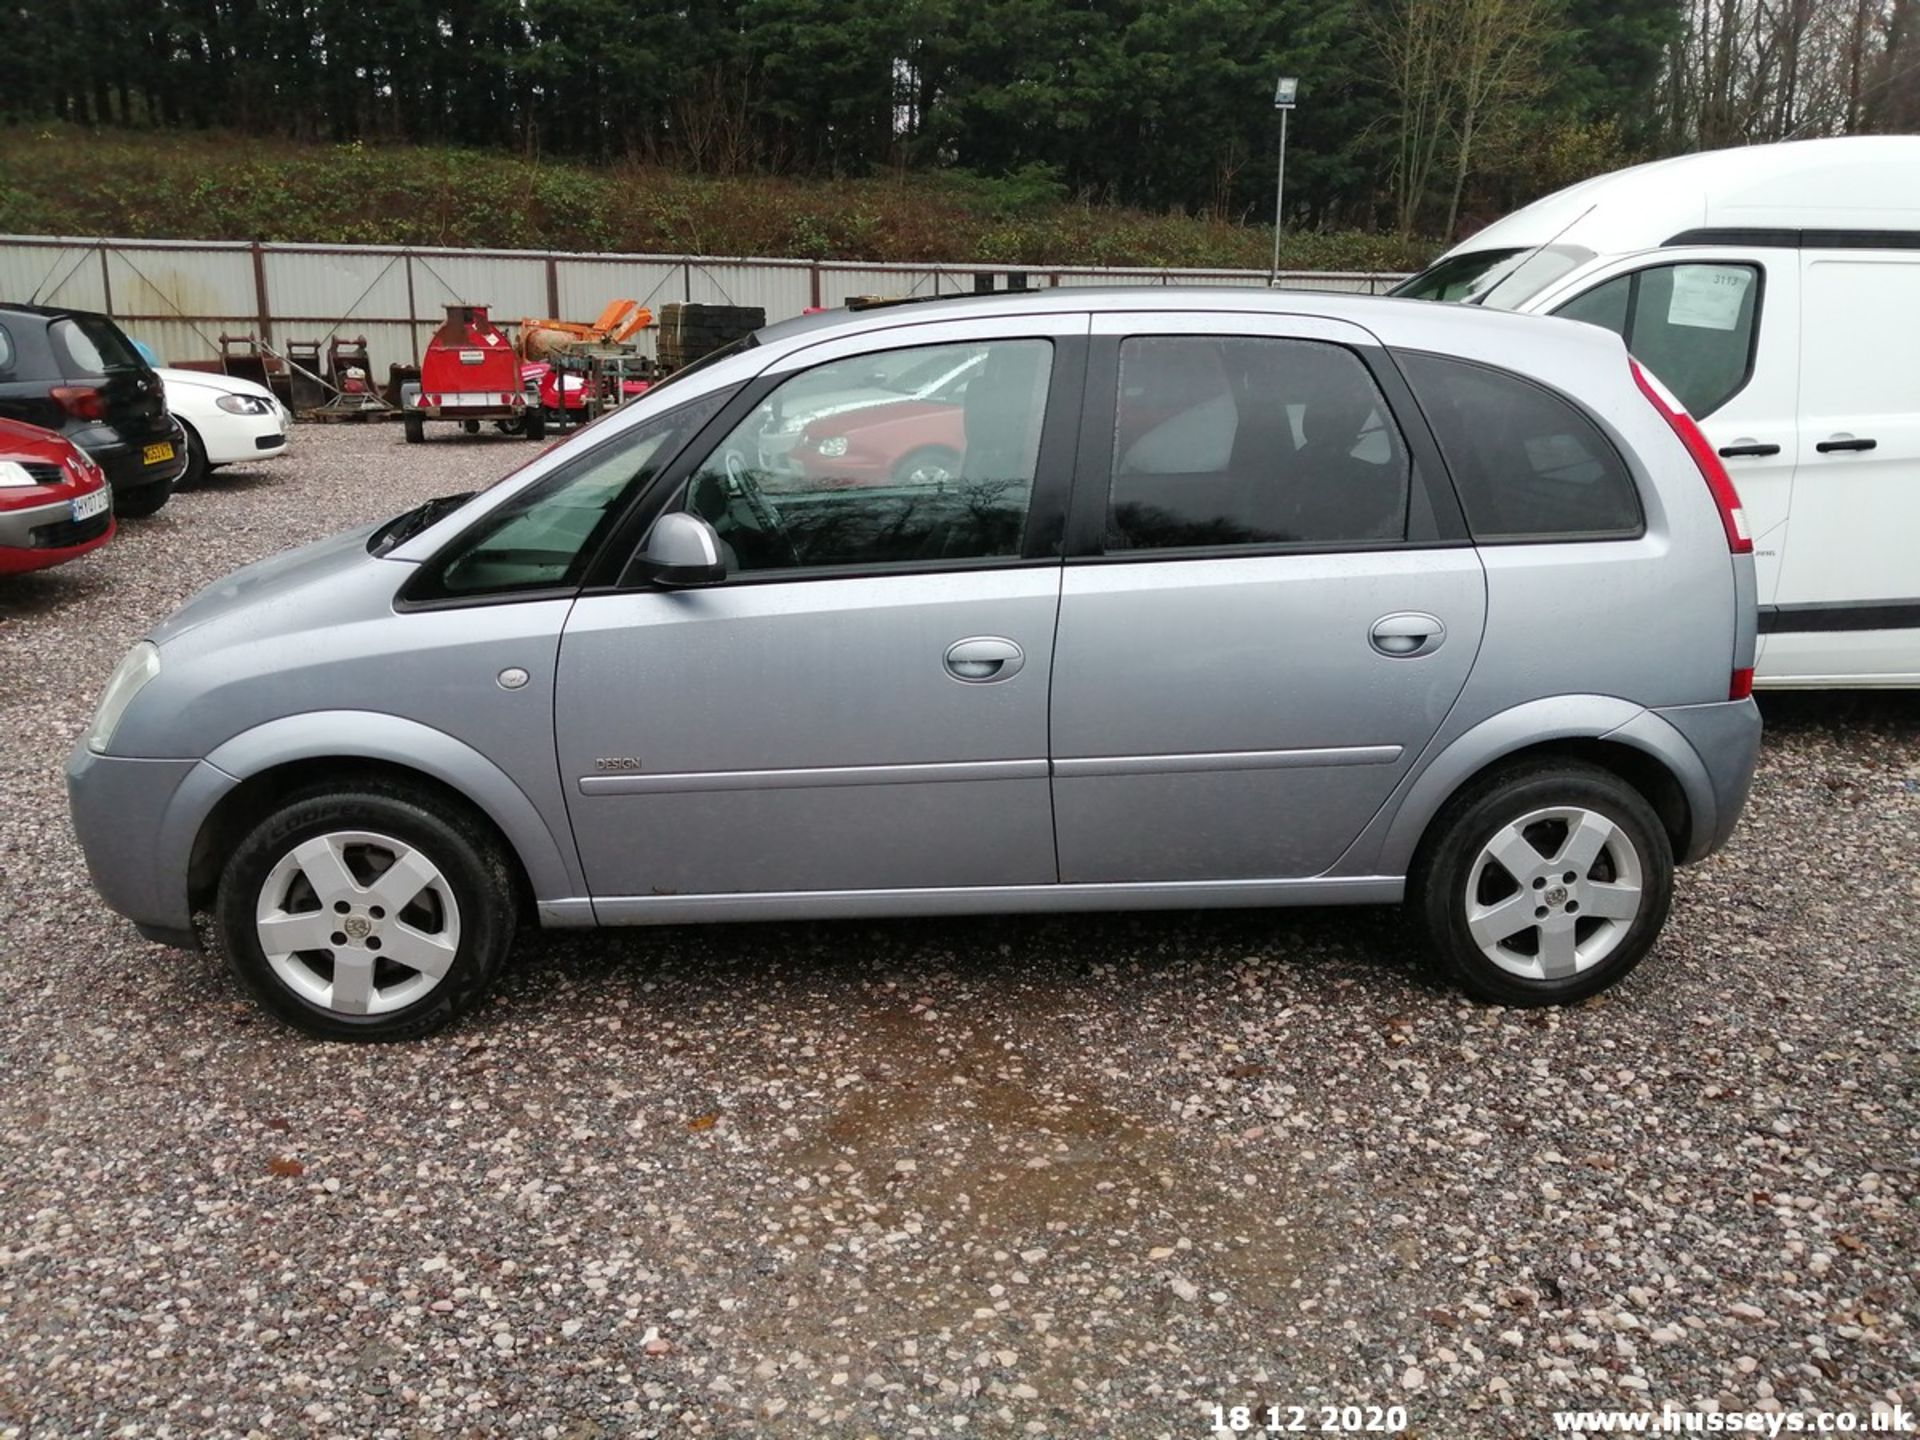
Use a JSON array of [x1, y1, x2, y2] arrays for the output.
[[1412, 760, 1673, 1007], [113, 475, 173, 518], [892, 445, 960, 485], [214, 784, 518, 1041]]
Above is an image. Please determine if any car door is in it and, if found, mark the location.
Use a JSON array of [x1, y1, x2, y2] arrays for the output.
[[1767, 251, 1920, 682], [1546, 250, 1795, 609], [1047, 313, 1487, 884], [554, 314, 1087, 910]]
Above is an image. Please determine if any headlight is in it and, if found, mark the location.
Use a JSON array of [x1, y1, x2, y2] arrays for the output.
[[0, 461, 38, 488], [215, 393, 273, 415], [816, 436, 849, 458], [87, 641, 160, 755]]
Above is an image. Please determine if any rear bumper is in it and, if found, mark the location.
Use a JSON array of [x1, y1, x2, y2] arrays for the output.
[[1648, 697, 1763, 862], [66, 741, 234, 948], [86, 420, 189, 491]]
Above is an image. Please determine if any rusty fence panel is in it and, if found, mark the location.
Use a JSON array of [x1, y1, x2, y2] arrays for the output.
[[0, 234, 1408, 377]]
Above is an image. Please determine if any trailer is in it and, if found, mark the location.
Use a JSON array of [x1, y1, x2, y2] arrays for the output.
[[400, 304, 543, 443]]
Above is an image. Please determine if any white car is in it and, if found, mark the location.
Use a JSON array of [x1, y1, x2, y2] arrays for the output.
[[156, 368, 291, 487]]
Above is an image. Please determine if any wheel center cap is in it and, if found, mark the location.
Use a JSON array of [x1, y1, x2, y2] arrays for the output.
[[343, 915, 373, 941], [1543, 884, 1569, 908]]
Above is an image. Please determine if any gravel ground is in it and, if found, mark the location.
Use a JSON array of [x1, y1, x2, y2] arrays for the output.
[[0, 423, 1915, 1439]]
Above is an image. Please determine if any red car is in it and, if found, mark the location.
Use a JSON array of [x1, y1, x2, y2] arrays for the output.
[[0, 417, 114, 576], [790, 397, 967, 488]]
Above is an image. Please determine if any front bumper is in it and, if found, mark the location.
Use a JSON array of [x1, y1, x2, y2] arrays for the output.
[[197, 407, 291, 466], [1649, 697, 1763, 861], [66, 741, 235, 949], [0, 490, 110, 550]]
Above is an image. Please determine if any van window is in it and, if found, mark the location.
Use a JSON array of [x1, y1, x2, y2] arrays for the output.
[[1105, 336, 1409, 551], [1553, 263, 1760, 418], [1397, 352, 1642, 542]]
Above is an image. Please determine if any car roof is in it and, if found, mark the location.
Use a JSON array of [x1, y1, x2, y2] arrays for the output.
[[0, 301, 103, 323], [754, 284, 1608, 366]]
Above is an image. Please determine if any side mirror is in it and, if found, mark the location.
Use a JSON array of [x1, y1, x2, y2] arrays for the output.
[[634, 511, 727, 588]]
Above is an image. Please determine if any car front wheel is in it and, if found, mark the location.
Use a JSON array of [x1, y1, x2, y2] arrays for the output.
[[1412, 760, 1674, 1007], [214, 783, 518, 1040]]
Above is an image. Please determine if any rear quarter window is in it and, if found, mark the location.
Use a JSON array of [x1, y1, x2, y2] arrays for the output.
[[1396, 350, 1643, 542]]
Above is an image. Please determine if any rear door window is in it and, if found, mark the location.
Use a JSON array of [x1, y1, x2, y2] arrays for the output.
[[1397, 351, 1643, 542], [1553, 262, 1760, 418], [51, 316, 145, 378], [1105, 335, 1410, 551]]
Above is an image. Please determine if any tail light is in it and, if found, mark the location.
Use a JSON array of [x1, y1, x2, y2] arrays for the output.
[[51, 385, 106, 421], [1629, 359, 1751, 554], [1631, 358, 1757, 702]]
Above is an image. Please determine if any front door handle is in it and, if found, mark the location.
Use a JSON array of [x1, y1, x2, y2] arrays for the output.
[[1370, 612, 1446, 659], [1816, 435, 1877, 453], [945, 636, 1025, 683], [1718, 441, 1781, 458]]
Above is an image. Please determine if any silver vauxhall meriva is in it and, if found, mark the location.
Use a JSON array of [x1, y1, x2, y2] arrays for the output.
[[67, 290, 1762, 1040]]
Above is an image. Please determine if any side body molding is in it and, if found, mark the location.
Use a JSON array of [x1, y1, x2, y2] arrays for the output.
[[201, 710, 590, 910], [1336, 694, 1721, 877]]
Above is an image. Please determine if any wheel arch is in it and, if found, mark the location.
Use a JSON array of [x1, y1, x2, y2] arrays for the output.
[[1363, 697, 1716, 878], [186, 711, 584, 917]]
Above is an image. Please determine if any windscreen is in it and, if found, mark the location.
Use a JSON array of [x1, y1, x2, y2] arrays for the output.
[[1393, 245, 1595, 310], [1390, 250, 1525, 303]]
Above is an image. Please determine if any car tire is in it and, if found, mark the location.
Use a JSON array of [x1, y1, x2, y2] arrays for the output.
[[1410, 759, 1673, 1007], [176, 421, 209, 489], [892, 445, 961, 485], [113, 475, 173, 518], [213, 782, 519, 1042], [403, 413, 425, 444]]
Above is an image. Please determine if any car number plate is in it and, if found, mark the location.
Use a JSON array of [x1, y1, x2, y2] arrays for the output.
[[142, 441, 174, 465], [71, 488, 110, 522]]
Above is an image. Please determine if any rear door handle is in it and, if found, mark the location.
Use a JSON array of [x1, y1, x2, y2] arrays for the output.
[[945, 636, 1025, 683], [1718, 441, 1781, 458], [1816, 435, 1877, 453], [1369, 612, 1446, 659]]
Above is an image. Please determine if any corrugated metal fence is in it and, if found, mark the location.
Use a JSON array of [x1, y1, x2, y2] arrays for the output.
[[0, 234, 1408, 377]]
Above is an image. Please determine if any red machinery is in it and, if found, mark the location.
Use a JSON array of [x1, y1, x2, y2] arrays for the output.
[[403, 305, 543, 443]]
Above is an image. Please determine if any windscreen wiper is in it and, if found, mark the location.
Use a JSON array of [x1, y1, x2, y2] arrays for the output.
[[368, 492, 475, 556]]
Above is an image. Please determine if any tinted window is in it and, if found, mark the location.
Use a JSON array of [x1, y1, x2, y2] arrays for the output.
[[1553, 263, 1760, 418], [419, 392, 725, 597], [678, 339, 1051, 574], [51, 315, 143, 376], [1399, 352, 1642, 541], [1106, 336, 1409, 551]]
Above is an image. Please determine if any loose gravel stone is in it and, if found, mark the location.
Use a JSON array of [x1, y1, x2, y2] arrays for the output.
[[0, 424, 1916, 1436]]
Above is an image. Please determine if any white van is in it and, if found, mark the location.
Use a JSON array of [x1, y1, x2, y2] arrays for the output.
[[1395, 136, 1920, 688]]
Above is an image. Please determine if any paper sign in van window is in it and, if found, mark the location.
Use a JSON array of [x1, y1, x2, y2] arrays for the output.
[[1667, 265, 1752, 331]]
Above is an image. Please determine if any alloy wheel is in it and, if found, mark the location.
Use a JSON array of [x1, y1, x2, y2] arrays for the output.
[[254, 830, 462, 1016], [1463, 806, 1645, 981]]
